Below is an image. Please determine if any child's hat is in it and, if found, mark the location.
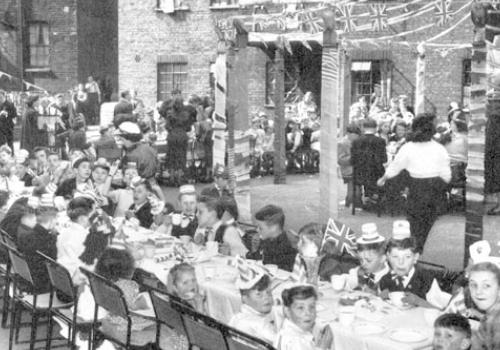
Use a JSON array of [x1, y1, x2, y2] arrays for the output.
[[357, 223, 385, 245], [15, 154, 27, 165], [392, 220, 411, 240], [126, 162, 137, 169], [469, 240, 500, 267], [18, 149, 29, 159], [45, 182, 57, 194], [27, 196, 40, 209], [40, 193, 54, 208], [235, 255, 267, 290], [179, 184, 196, 195]]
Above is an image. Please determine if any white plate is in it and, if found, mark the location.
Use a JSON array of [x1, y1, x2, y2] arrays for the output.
[[354, 323, 386, 335], [389, 329, 427, 343]]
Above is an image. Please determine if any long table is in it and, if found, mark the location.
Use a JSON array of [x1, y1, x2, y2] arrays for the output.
[[137, 254, 434, 350]]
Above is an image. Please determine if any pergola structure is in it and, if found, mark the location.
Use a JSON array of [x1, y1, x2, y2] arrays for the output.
[[216, 0, 499, 266]]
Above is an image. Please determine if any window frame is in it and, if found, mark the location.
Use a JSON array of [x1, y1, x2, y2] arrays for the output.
[[27, 21, 50, 68], [157, 61, 188, 101]]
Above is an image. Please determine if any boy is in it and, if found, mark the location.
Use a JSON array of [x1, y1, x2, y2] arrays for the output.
[[171, 184, 198, 238], [379, 236, 450, 309], [253, 205, 297, 272], [201, 164, 232, 198], [276, 285, 332, 350], [194, 195, 248, 256], [345, 223, 389, 292], [230, 259, 281, 344], [15, 155, 33, 187], [106, 164, 137, 217], [433, 313, 471, 350]]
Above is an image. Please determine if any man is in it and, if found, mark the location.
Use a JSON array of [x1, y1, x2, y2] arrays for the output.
[[113, 90, 135, 127], [201, 164, 232, 198], [0, 90, 17, 154], [170, 184, 198, 238], [93, 125, 120, 162], [252, 204, 297, 272], [351, 118, 387, 204]]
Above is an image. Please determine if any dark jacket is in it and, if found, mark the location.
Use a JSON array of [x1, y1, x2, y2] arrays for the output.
[[0, 100, 17, 145], [170, 213, 198, 238], [55, 177, 77, 199], [260, 231, 297, 272], [379, 267, 435, 300], [94, 135, 121, 162], [130, 201, 153, 229], [200, 184, 232, 199], [113, 99, 135, 127], [351, 134, 387, 185], [18, 224, 57, 293], [124, 143, 158, 179]]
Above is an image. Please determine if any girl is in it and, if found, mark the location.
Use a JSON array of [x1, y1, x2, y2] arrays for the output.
[[126, 177, 154, 229], [275, 285, 332, 350], [95, 247, 156, 346], [105, 165, 137, 217]]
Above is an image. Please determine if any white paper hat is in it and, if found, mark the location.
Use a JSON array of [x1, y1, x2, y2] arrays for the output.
[[179, 184, 196, 195], [357, 223, 385, 245], [469, 240, 500, 268], [235, 255, 267, 290], [27, 196, 40, 209], [392, 220, 411, 240], [40, 193, 54, 208], [45, 182, 57, 194]]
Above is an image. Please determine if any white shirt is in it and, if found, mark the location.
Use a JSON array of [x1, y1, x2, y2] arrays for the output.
[[57, 221, 90, 280], [229, 304, 282, 344], [275, 319, 322, 350], [385, 140, 451, 182]]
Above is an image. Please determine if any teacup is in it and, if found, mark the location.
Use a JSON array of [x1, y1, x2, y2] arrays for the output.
[[331, 274, 346, 291], [143, 244, 156, 259], [389, 291, 405, 307], [338, 306, 355, 326], [180, 235, 191, 245]]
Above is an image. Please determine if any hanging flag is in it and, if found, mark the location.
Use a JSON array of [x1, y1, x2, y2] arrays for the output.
[[299, 10, 323, 34], [291, 255, 307, 284], [321, 218, 357, 256], [282, 35, 293, 54], [301, 40, 312, 51], [337, 4, 357, 33], [435, 0, 453, 26], [370, 4, 388, 31]]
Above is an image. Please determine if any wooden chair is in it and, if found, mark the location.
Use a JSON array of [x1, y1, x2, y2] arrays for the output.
[[0, 228, 15, 328], [225, 324, 276, 350]]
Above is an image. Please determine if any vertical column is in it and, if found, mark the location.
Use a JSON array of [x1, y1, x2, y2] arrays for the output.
[[414, 43, 426, 115], [273, 44, 286, 185], [319, 10, 339, 223]]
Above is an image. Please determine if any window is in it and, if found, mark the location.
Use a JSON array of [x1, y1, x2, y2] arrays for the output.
[[462, 59, 471, 109], [28, 22, 50, 68], [157, 61, 188, 101], [265, 61, 275, 106], [210, 0, 238, 8], [350, 60, 381, 104]]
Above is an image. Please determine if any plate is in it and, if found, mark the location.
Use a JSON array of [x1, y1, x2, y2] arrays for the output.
[[389, 329, 427, 343], [354, 323, 386, 335], [316, 304, 326, 312]]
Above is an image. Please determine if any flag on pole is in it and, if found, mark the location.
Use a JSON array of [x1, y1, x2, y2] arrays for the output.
[[337, 4, 357, 33], [291, 254, 307, 284], [435, 0, 453, 26], [321, 218, 357, 256], [370, 4, 388, 31], [299, 10, 323, 34]]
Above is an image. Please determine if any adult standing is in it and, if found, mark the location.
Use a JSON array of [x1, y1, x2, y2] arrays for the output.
[[113, 90, 135, 127], [0, 91, 17, 154], [485, 99, 500, 215], [20, 95, 42, 154], [377, 113, 451, 252], [85, 75, 101, 125]]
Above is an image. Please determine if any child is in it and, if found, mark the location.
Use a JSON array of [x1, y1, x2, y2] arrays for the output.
[[18, 200, 58, 293], [230, 260, 281, 344], [433, 313, 471, 350], [55, 156, 92, 199], [170, 184, 198, 238], [379, 235, 449, 309], [345, 223, 388, 292], [126, 177, 154, 228], [194, 195, 248, 257], [0, 144, 13, 165], [106, 165, 137, 217], [95, 247, 156, 345], [253, 205, 297, 272], [16, 197, 38, 243], [14, 156, 33, 187], [151, 201, 175, 235], [275, 285, 332, 350]]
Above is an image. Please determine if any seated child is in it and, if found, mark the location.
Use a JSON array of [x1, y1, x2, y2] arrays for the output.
[[106, 165, 137, 217], [275, 285, 333, 350], [14, 155, 33, 187], [126, 177, 154, 229], [230, 260, 282, 344], [150, 201, 175, 235], [16, 197, 38, 243], [95, 247, 156, 345], [433, 313, 471, 350], [345, 223, 389, 292], [379, 234, 450, 309]]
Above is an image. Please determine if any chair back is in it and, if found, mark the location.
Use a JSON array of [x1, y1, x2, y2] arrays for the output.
[[38, 251, 76, 300], [79, 268, 129, 320], [181, 307, 228, 350], [4, 243, 33, 285], [225, 326, 276, 350], [148, 288, 187, 338], [0, 228, 16, 249], [133, 268, 167, 292]]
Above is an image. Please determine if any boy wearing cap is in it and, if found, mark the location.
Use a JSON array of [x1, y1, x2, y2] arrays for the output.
[[230, 265, 281, 344], [201, 164, 232, 198], [345, 223, 389, 292], [171, 184, 198, 238]]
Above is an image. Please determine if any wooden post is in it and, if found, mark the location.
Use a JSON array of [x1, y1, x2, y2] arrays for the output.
[[273, 42, 286, 185], [16, 0, 24, 91], [319, 9, 339, 223], [414, 43, 425, 115]]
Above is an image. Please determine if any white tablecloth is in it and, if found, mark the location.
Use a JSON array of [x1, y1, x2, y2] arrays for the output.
[[140, 255, 433, 350]]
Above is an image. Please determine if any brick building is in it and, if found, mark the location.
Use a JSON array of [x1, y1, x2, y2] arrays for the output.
[[0, 0, 118, 95], [118, 0, 473, 122]]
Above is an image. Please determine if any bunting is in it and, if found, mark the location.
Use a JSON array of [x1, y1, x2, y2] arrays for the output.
[[299, 10, 323, 34], [435, 0, 453, 26], [337, 4, 356, 33], [370, 4, 388, 32], [0, 70, 47, 92]]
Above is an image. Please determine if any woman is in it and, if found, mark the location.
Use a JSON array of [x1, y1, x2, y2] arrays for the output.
[[162, 97, 192, 186], [377, 113, 451, 253], [21, 95, 43, 153], [85, 75, 101, 125], [444, 113, 468, 186]]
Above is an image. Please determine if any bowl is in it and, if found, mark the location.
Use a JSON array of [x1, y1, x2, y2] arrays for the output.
[[389, 292, 405, 307]]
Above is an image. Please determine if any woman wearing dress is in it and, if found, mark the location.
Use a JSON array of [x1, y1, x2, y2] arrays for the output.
[[85, 75, 101, 125], [20, 95, 43, 153]]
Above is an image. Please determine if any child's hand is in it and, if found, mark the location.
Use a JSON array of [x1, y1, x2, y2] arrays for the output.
[[315, 325, 333, 350], [402, 292, 426, 307], [125, 210, 135, 220], [378, 289, 390, 300]]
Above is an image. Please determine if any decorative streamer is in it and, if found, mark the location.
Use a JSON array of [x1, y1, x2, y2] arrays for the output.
[[0, 70, 47, 92]]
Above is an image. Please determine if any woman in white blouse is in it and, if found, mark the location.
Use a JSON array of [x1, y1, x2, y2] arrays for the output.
[[377, 113, 451, 253]]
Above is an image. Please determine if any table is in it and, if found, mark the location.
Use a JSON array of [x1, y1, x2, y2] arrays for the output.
[[137, 254, 433, 350]]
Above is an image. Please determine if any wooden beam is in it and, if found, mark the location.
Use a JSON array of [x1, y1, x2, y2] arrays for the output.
[[414, 43, 425, 115], [273, 44, 286, 185]]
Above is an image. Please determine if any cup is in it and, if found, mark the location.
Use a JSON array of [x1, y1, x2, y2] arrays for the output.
[[206, 241, 219, 255], [389, 292, 405, 307], [144, 244, 156, 259], [180, 235, 191, 245], [338, 306, 355, 326], [331, 274, 346, 292], [265, 264, 278, 276]]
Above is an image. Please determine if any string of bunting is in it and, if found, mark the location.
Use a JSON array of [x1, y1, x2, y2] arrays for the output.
[[0, 70, 47, 93]]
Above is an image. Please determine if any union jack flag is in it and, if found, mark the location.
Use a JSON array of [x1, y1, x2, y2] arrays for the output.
[[337, 4, 356, 33], [435, 0, 453, 27], [370, 4, 388, 31], [299, 10, 323, 34], [321, 218, 357, 256], [291, 255, 307, 284]]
